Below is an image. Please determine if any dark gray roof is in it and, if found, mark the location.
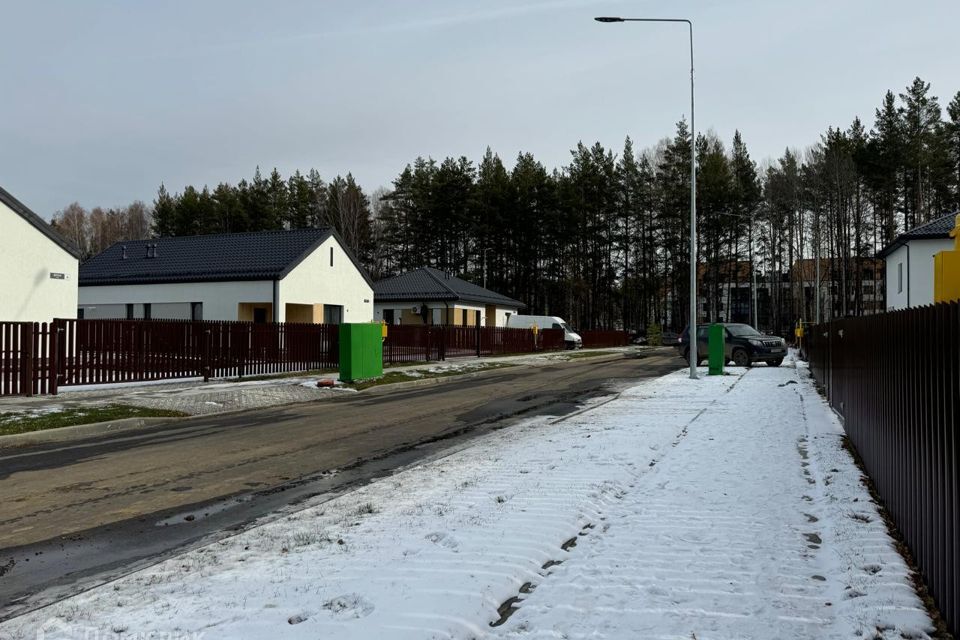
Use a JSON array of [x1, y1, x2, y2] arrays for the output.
[[878, 212, 958, 258], [80, 228, 373, 286], [373, 267, 524, 308], [0, 185, 81, 258]]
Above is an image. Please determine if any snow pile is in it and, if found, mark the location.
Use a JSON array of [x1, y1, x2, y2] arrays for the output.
[[0, 360, 933, 640]]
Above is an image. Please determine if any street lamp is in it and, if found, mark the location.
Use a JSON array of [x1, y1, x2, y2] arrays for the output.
[[595, 16, 698, 380]]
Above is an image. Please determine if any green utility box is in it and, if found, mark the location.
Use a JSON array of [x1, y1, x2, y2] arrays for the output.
[[339, 323, 383, 382], [708, 323, 726, 376]]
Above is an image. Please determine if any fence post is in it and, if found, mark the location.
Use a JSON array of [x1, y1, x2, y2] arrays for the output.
[[476, 324, 481, 358], [202, 329, 211, 382], [50, 321, 62, 395], [21, 323, 34, 397]]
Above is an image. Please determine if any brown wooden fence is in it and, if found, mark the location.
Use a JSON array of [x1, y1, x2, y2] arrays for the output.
[[0, 322, 56, 396], [579, 330, 628, 348], [0, 320, 568, 395], [383, 326, 565, 364], [56, 319, 340, 386], [804, 301, 959, 636]]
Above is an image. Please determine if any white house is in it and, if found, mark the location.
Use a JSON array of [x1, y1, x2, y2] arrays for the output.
[[373, 267, 524, 327], [79, 228, 373, 323], [0, 185, 80, 323], [879, 212, 957, 311]]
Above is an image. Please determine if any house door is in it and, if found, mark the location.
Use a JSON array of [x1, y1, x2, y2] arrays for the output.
[[324, 305, 343, 325]]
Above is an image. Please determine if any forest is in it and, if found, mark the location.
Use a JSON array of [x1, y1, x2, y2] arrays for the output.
[[53, 77, 960, 335]]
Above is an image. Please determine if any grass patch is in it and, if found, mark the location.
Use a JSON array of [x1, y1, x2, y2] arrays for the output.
[[345, 362, 515, 391], [0, 405, 188, 437]]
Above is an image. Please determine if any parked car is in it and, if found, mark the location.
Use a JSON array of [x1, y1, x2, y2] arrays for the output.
[[676, 323, 787, 367], [659, 330, 681, 346], [506, 314, 583, 349]]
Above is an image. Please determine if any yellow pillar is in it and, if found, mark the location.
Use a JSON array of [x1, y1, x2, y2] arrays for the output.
[[933, 214, 960, 303]]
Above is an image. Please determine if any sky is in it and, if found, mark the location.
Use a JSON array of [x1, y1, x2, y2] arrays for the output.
[[1, 0, 958, 218]]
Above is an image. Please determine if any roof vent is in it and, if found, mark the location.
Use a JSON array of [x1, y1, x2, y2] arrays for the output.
[[145, 243, 158, 259], [445, 271, 451, 280], [121, 245, 127, 260]]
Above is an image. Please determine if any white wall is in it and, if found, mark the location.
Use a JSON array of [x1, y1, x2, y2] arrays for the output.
[[886, 238, 954, 310], [374, 302, 519, 326], [279, 236, 373, 322], [79, 280, 273, 320], [0, 199, 78, 323]]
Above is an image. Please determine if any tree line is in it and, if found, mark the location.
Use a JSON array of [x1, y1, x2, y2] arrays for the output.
[[52, 76, 960, 334]]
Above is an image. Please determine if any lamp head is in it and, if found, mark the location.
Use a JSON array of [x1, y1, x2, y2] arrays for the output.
[[594, 16, 624, 22]]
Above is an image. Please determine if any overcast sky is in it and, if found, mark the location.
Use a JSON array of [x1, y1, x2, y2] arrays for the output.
[[2, 0, 958, 218]]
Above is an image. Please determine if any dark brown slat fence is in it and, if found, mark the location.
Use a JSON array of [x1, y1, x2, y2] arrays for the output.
[[383, 325, 443, 365], [804, 301, 959, 636], [0, 320, 567, 396], [55, 319, 339, 387], [0, 322, 56, 396], [579, 330, 628, 348], [383, 326, 565, 365]]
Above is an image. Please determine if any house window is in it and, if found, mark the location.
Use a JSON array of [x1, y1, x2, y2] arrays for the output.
[[330, 247, 334, 267], [126, 304, 134, 320], [77, 308, 84, 319], [897, 263, 903, 294], [143, 303, 152, 320], [383, 309, 395, 325], [253, 308, 268, 324], [191, 302, 203, 321]]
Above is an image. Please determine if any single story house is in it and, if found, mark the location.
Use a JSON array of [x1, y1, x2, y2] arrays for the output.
[[79, 228, 373, 323], [373, 267, 524, 326], [0, 185, 80, 323], [879, 212, 957, 310]]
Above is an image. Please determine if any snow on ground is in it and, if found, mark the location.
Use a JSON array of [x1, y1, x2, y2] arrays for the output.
[[0, 356, 933, 640]]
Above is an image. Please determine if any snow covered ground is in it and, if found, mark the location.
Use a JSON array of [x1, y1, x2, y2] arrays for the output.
[[1, 355, 933, 640]]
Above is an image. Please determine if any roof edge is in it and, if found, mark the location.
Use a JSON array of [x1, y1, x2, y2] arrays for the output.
[[0, 185, 82, 259]]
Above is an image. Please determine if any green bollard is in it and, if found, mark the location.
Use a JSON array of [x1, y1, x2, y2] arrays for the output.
[[708, 323, 725, 375]]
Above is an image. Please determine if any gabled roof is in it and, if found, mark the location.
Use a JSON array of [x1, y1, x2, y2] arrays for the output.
[[373, 267, 524, 308], [878, 212, 958, 258], [80, 228, 373, 286], [0, 185, 81, 258]]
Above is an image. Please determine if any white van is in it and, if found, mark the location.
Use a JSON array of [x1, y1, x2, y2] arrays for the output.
[[506, 315, 583, 349]]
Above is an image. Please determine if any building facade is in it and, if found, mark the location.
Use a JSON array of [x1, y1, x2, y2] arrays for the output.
[[0, 186, 80, 323], [373, 267, 523, 327], [879, 213, 957, 310], [79, 229, 373, 323]]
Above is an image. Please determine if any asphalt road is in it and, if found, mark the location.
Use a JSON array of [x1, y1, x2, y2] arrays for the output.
[[0, 349, 678, 619]]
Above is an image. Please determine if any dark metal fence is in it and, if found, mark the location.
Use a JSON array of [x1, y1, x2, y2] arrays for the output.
[[579, 330, 628, 348], [805, 301, 959, 635]]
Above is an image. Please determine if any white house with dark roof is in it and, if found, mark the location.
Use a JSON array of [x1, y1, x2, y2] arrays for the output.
[[879, 212, 958, 310], [78, 228, 373, 323], [373, 267, 524, 327], [0, 186, 81, 323]]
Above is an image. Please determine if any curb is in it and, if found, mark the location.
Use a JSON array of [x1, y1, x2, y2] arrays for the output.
[[0, 417, 179, 449], [0, 351, 642, 449]]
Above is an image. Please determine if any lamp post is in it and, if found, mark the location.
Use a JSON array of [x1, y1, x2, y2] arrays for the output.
[[595, 16, 697, 379]]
